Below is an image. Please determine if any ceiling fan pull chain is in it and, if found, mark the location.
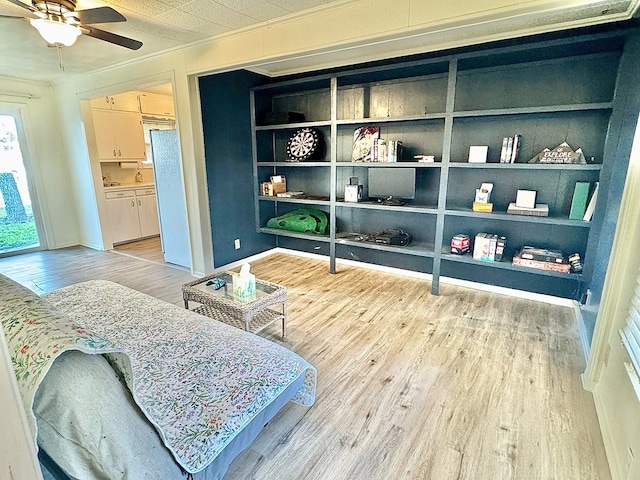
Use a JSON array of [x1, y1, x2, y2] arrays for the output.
[[56, 44, 65, 71]]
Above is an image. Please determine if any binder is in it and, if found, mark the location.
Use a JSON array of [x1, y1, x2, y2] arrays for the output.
[[569, 182, 590, 220]]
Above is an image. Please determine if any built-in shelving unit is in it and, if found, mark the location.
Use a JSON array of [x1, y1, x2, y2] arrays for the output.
[[250, 33, 625, 299]]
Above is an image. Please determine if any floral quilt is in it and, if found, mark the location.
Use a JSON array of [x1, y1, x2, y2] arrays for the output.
[[0, 275, 121, 444], [42, 280, 316, 474]]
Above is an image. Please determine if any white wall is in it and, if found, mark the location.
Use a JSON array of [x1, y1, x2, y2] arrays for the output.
[[0, 77, 79, 250]]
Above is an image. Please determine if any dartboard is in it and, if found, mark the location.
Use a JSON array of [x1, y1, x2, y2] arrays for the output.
[[286, 128, 319, 161]]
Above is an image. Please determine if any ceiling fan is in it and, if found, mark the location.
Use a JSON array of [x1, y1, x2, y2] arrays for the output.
[[1, 0, 142, 50]]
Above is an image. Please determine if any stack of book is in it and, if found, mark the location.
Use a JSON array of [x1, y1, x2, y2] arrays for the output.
[[500, 134, 522, 163], [512, 246, 571, 273]]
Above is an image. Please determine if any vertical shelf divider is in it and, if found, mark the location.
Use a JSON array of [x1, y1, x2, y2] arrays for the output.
[[431, 58, 458, 295], [250, 90, 261, 235], [329, 77, 338, 274]]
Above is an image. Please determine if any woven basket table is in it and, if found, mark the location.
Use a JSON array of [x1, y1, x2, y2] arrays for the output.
[[182, 272, 287, 338]]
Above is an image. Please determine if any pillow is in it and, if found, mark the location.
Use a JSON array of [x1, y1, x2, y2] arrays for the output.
[[34, 350, 185, 480]]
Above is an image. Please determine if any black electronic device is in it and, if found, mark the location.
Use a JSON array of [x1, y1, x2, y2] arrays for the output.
[[370, 229, 412, 246]]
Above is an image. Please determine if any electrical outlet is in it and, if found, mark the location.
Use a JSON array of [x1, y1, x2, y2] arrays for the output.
[[234, 239, 240, 250]]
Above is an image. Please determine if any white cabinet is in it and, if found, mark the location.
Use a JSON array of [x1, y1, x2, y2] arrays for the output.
[[139, 93, 174, 117], [105, 187, 160, 244], [92, 110, 146, 161], [105, 191, 141, 243], [90, 92, 140, 112], [136, 189, 160, 237]]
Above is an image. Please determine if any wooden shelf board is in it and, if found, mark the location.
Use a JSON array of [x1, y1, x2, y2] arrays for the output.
[[448, 162, 602, 170], [258, 196, 331, 206], [259, 227, 330, 242], [336, 238, 435, 257], [255, 120, 331, 131], [444, 207, 592, 227], [441, 252, 582, 279], [336, 114, 446, 125], [257, 162, 331, 167], [336, 162, 441, 168], [452, 102, 612, 118], [337, 201, 437, 214]]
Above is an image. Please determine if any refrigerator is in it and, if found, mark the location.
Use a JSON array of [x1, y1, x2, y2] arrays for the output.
[[150, 129, 191, 268]]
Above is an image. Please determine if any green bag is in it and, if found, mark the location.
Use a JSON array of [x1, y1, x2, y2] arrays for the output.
[[266, 208, 328, 235]]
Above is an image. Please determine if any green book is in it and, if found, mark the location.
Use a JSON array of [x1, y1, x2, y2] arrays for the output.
[[569, 182, 590, 220]]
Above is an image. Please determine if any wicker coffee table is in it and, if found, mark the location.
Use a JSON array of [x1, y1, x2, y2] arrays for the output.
[[182, 272, 287, 338]]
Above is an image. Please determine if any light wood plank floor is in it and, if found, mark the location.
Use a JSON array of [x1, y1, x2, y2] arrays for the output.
[[113, 236, 168, 265], [0, 248, 610, 480]]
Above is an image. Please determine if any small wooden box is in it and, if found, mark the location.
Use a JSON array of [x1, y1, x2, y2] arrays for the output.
[[472, 202, 493, 212]]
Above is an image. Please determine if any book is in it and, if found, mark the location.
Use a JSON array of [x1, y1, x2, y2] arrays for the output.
[[569, 182, 591, 220], [505, 137, 513, 163], [520, 246, 567, 263], [500, 137, 509, 163], [583, 182, 599, 221], [512, 254, 571, 273], [352, 126, 380, 162], [510, 134, 521, 163], [507, 203, 549, 217]]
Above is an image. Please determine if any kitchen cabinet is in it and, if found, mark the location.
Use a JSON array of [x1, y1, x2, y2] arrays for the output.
[[105, 187, 159, 244], [105, 190, 141, 243], [136, 188, 160, 237], [139, 93, 175, 118], [90, 92, 140, 112], [93, 109, 146, 161]]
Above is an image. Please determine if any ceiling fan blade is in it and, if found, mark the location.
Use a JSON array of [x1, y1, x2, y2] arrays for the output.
[[4, 0, 38, 13], [82, 25, 142, 50], [74, 6, 125, 25]]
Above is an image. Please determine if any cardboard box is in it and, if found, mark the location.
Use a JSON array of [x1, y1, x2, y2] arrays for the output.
[[270, 175, 286, 194], [261, 176, 287, 196], [472, 202, 494, 212], [473, 233, 497, 261]]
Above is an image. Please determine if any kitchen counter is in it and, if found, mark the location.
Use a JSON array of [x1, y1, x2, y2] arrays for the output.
[[103, 182, 155, 191]]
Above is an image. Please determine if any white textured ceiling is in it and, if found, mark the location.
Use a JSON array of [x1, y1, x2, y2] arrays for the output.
[[0, 0, 335, 81], [0, 0, 638, 83]]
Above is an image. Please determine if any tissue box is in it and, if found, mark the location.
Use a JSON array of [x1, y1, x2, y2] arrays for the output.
[[232, 273, 256, 297]]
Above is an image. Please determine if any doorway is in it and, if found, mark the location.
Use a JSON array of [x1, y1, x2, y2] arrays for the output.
[[0, 112, 42, 256]]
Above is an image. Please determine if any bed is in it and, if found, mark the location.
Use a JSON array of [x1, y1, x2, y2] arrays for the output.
[[1, 275, 316, 480]]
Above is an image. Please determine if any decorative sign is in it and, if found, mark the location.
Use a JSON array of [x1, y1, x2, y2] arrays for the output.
[[528, 142, 586, 164]]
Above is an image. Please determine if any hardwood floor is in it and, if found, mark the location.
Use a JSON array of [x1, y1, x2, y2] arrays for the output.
[[113, 236, 169, 265], [0, 248, 610, 479]]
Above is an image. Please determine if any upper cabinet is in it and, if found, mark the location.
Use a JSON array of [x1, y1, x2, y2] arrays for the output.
[[90, 92, 140, 113], [92, 110, 146, 161], [139, 93, 175, 118]]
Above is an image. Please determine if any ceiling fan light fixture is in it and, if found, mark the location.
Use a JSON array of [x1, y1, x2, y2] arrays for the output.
[[30, 17, 81, 46]]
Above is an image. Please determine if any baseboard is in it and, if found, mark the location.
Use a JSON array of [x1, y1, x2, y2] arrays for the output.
[[573, 301, 593, 363], [268, 248, 574, 308], [214, 249, 283, 275], [592, 388, 620, 479]]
